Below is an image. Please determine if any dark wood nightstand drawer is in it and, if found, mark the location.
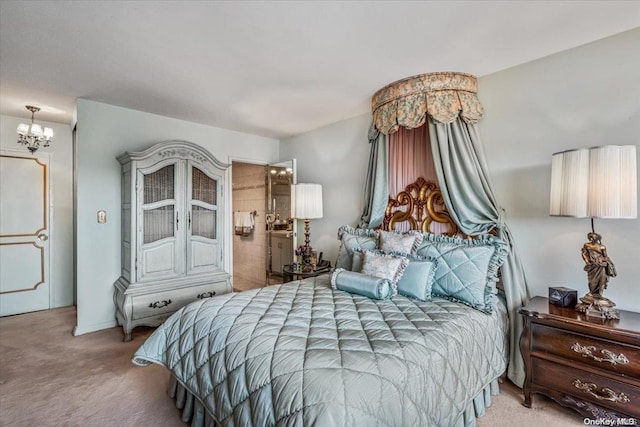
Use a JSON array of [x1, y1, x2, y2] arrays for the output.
[[532, 357, 640, 417], [532, 323, 640, 378]]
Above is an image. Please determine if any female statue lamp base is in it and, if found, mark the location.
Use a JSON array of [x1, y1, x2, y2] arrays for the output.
[[574, 232, 619, 319]]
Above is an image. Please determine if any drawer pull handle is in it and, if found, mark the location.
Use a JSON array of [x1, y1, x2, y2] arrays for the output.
[[148, 299, 172, 309], [571, 343, 629, 366], [197, 291, 216, 299], [572, 379, 630, 404]]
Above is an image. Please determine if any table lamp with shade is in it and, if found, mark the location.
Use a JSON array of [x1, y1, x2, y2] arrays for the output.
[[550, 145, 637, 319], [292, 183, 323, 272]]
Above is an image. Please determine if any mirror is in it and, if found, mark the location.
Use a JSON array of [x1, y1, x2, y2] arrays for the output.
[[266, 159, 296, 285]]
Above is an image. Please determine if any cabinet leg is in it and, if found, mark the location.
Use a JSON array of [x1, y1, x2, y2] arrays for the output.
[[523, 389, 532, 408], [123, 329, 132, 342]]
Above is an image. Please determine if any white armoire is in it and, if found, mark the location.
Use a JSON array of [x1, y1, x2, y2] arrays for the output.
[[113, 140, 231, 341]]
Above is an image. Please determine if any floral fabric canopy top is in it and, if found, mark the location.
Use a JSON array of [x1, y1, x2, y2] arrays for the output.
[[371, 72, 484, 134]]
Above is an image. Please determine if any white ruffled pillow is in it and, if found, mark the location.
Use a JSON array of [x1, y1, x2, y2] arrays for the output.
[[378, 229, 423, 254]]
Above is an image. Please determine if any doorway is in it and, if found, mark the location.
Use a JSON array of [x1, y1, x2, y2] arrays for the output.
[[231, 160, 296, 291], [265, 161, 295, 285], [231, 162, 266, 291]]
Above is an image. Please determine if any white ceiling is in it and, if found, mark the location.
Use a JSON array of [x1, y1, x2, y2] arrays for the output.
[[1, 1, 639, 139]]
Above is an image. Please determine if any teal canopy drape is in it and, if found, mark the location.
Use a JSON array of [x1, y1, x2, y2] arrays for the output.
[[362, 71, 530, 388], [429, 117, 530, 387], [358, 125, 388, 229]]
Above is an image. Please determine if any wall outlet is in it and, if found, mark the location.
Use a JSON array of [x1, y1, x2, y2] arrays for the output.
[[97, 210, 107, 224]]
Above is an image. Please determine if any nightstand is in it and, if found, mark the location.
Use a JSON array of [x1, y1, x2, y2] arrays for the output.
[[519, 296, 640, 421]]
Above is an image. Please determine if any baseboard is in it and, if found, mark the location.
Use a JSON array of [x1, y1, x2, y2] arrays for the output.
[[72, 319, 117, 336]]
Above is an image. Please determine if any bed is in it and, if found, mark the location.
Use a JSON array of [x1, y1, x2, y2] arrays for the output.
[[133, 177, 511, 427]]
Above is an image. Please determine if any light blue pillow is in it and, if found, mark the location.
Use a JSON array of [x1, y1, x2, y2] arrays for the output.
[[335, 225, 379, 270], [331, 268, 393, 300], [378, 229, 423, 254], [415, 233, 508, 313], [396, 256, 438, 301], [351, 249, 364, 273]]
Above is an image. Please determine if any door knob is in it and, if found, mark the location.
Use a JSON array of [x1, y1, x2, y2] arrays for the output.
[[37, 232, 49, 241]]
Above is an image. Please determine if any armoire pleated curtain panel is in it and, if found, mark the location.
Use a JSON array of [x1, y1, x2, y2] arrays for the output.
[[360, 72, 530, 388]]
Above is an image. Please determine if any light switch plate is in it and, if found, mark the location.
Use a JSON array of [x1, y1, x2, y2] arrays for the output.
[[97, 210, 107, 224]]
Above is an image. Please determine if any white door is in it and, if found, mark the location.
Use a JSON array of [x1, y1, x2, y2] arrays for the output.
[[0, 152, 51, 316]]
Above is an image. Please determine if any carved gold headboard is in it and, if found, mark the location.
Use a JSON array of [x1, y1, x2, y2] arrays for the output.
[[382, 177, 460, 236]]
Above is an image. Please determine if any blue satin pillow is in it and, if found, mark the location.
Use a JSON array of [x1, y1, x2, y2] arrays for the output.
[[331, 268, 393, 300], [335, 225, 379, 270], [396, 256, 438, 301], [415, 233, 508, 313]]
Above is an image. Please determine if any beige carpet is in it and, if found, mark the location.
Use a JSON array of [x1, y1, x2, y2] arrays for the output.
[[0, 306, 184, 427], [0, 306, 585, 426]]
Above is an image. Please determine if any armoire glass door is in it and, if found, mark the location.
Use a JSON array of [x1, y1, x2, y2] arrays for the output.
[[143, 164, 175, 243], [138, 161, 183, 281], [187, 163, 220, 274]]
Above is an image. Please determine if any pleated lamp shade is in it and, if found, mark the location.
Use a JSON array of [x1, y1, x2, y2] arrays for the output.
[[292, 184, 323, 219], [550, 145, 637, 219]]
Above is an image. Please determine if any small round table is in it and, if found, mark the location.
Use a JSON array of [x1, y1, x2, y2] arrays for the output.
[[282, 264, 330, 283]]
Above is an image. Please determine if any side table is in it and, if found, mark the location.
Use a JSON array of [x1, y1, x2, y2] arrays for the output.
[[519, 296, 640, 421], [282, 263, 330, 283]]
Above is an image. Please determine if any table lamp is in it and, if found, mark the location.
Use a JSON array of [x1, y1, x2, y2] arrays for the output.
[[292, 183, 323, 272], [550, 145, 637, 319]]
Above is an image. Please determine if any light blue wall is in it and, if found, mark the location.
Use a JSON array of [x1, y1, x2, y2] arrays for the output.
[[279, 114, 372, 265], [479, 28, 640, 312], [280, 29, 640, 313], [74, 99, 279, 335]]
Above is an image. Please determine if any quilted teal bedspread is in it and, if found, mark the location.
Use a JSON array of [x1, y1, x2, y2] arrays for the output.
[[133, 274, 508, 427]]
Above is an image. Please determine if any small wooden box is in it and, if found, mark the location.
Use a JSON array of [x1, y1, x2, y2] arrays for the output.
[[548, 286, 577, 308]]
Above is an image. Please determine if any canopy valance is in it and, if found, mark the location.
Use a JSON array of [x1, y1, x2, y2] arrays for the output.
[[371, 72, 484, 134]]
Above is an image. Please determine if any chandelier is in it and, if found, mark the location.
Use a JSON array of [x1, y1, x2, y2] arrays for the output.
[[17, 105, 53, 154]]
